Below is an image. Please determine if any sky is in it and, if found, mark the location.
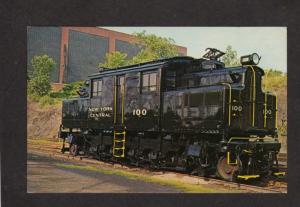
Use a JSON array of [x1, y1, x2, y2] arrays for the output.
[[102, 27, 287, 73]]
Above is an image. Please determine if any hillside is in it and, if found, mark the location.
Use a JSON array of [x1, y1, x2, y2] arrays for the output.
[[27, 100, 62, 139], [262, 70, 287, 134], [262, 70, 287, 152]]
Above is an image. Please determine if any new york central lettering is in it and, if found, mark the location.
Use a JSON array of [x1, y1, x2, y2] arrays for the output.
[[88, 107, 112, 119]]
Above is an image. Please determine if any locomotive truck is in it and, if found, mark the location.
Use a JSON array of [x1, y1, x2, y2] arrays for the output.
[[59, 48, 283, 181]]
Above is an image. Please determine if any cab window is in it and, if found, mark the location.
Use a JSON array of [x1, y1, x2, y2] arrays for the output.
[[92, 79, 103, 97], [199, 72, 245, 86], [230, 72, 245, 85], [165, 70, 176, 90], [142, 72, 157, 93]]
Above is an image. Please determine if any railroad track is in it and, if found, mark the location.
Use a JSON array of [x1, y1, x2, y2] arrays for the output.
[[185, 174, 287, 193], [28, 142, 287, 193], [70, 155, 287, 193]]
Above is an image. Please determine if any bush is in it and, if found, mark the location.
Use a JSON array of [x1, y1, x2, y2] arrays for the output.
[[50, 81, 84, 99], [38, 95, 60, 107], [262, 69, 287, 92], [28, 55, 56, 97]]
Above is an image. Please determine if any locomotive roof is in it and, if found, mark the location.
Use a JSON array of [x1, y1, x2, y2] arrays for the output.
[[89, 56, 196, 78], [89, 56, 264, 79]]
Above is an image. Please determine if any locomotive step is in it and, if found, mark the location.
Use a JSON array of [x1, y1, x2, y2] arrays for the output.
[[274, 172, 286, 177], [114, 147, 125, 150], [115, 131, 126, 135], [113, 155, 125, 158], [114, 139, 125, 143], [237, 175, 260, 180]]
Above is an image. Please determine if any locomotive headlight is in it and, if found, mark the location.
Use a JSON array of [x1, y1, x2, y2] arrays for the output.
[[252, 53, 260, 65], [240, 53, 261, 65]]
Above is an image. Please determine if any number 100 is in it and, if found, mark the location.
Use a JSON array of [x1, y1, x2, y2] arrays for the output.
[[133, 109, 147, 116]]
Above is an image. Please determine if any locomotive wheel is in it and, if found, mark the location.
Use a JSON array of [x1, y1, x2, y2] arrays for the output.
[[69, 144, 78, 156], [217, 156, 239, 181]]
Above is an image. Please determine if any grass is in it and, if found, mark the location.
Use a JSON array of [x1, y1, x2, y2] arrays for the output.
[[28, 94, 61, 108], [27, 138, 61, 146], [55, 163, 220, 193]]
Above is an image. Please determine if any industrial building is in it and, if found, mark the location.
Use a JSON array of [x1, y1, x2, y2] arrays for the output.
[[27, 27, 187, 88]]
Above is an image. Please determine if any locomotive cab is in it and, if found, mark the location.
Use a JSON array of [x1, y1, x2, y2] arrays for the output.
[[228, 65, 278, 137]]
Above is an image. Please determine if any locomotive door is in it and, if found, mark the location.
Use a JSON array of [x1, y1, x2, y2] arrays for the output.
[[113, 75, 126, 158], [114, 75, 125, 126], [243, 66, 259, 129]]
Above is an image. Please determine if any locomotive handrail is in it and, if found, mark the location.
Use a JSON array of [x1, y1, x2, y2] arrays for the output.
[[227, 137, 264, 143], [227, 151, 238, 165], [221, 83, 232, 126], [262, 90, 278, 130], [181, 67, 247, 78], [122, 80, 125, 125], [275, 94, 278, 129], [227, 136, 278, 143], [114, 77, 117, 124], [247, 65, 256, 127], [264, 92, 268, 128]]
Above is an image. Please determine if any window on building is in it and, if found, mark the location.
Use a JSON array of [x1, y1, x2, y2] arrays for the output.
[[92, 79, 103, 97], [142, 72, 157, 93]]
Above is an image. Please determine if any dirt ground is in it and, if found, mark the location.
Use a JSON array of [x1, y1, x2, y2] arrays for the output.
[[27, 152, 182, 193]]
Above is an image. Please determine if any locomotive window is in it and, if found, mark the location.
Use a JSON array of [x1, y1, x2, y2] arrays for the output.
[[142, 72, 157, 92], [200, 74, 232, 86], [230, 73, 245, 85], [92, 79, 103, 97], [188, 79, 195, 87], [184, 94, 189, 106], [188, 77, 200, 88], [149, 73, 157, 91], [190, 93, 204, 107], [166, 70, 176, 90], [199, 73, 245, 86], [205, 92, 220, 105]]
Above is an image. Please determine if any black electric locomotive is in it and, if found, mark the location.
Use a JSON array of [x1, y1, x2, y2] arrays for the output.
[[59, 48, 282, 181]]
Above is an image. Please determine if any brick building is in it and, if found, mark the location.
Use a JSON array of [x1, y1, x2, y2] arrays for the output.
[[27, 27, 187, 88]]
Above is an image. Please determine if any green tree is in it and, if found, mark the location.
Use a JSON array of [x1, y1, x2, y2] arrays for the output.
[[262, 68, 287, 136], [132, 31, 179, 61], [28, 55, 56, 97], [221, 45, 240, 67], [99, 31, 179, 69], [262, 68, 287, 91], [99, 51, 129, 68]]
